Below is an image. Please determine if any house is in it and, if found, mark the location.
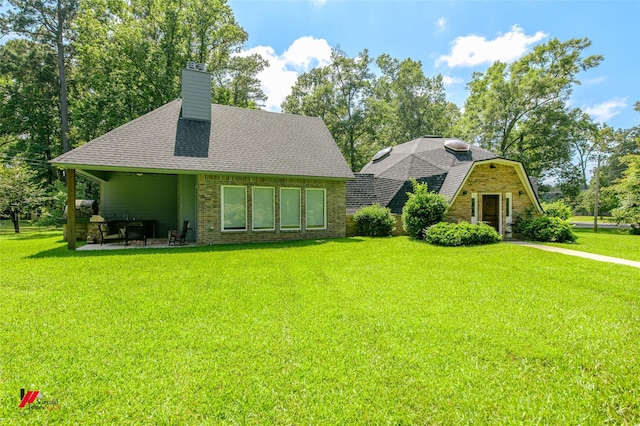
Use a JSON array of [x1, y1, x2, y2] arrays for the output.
[[346, 136, 542, 237], [52, 63, 354, 248]]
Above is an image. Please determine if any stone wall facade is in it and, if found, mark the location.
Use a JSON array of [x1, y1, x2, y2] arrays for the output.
[[196, 175, 347, 244]]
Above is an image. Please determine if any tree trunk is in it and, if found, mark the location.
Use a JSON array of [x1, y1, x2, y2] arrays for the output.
[[57, 1, 70, 153], [11, 210, 20, 233]]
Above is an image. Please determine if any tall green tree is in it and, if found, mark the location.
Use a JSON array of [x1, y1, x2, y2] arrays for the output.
[[74, 0, 264, 141], [0, 39, 62, 184], [610, 154, 640, 232], [456, 38, 602, 178], [369, 54, 459, 146], [1, 0, 78, 154], [0, 158, 49, 233], [283, 48, 374, 171]]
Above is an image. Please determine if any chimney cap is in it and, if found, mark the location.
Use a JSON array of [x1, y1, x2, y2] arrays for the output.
[[186, 61, 207, 72]]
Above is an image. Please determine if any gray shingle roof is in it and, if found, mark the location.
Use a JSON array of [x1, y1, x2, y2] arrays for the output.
[[350, 137, 496, 213], [345, 173, 376, 214], [51, 99, 354, 180]]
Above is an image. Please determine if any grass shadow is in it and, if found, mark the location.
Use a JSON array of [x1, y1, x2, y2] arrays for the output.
[[28, 237, 366, 259]]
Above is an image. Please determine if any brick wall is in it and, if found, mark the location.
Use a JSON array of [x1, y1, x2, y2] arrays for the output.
[[197, 175, 346, 244], [447, 163, 537, 235]]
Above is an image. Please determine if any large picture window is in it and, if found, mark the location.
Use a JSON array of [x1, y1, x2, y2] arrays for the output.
[[221, 185, 246, 231], [306, 188, 326, 230], [252, 187, 275, 231], [280, 188, 301, 230]]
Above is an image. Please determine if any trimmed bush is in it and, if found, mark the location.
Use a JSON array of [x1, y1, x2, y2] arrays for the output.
[[513, 215, 577, 243], [541, 200, 572, 220], [401, 179, 449, 240], [353, 204, 396, 237], [425, 222, 502, 246]]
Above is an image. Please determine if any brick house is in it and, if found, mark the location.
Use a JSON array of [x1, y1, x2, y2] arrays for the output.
[[346, 137, 543, 238], [51, 64, 354, 247]]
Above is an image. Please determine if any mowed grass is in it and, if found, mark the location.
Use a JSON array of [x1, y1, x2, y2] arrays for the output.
[[1, 233, 639, 424], [570, 215, 615, 223], [546, 228, 640, 262]]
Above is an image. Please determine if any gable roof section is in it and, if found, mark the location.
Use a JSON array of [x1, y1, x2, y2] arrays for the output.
[[439, 162, 474, 202], [51, 99, 354, 180], [447, 158, 543, 212]]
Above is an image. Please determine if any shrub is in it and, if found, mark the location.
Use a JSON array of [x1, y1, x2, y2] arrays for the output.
[[353, 204, 396, 237], [425, 222, 502, 246], [513, 215, 577, 243], [541, 200, 572, 220], [401, 179, 449, 240]]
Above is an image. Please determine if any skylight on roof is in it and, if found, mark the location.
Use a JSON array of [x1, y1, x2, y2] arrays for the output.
[[444, 139, 470, 152], [372, 146, 393, 162]]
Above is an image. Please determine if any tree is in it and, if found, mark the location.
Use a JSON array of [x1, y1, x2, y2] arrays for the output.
[[401, 179, 449, 240], [74, 0, 264, 141], [283, 47, 374, 171], [0, 39, 62, 184], [610, 154, 640, 233], [369, 54, 459, 146], [1, 0, 78, 154], [0, 159, 48, 233], [283, 49, 460, 171], [456, 38, 602, 179]]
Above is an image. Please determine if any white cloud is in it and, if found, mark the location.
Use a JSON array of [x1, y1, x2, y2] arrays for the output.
[[442, 75, 463, 86], [311, 0, 327, 6], [283, 36, 332, 71], [436, 17, 446, 33], [436, 25, 547, 68], [239, 37, 332, 112], [584, 98, 627, 122]]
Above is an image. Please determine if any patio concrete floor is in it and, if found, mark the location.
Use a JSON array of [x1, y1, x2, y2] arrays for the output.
[[77, 238, 195, 251]]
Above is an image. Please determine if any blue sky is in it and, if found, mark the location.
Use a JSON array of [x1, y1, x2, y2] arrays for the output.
[[229, 0, 640, 130]]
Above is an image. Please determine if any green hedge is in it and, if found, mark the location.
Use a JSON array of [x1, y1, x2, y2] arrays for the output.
[[401, 180, 448, 240], [513, 216, 577, 243], [353, 204, 396, 237], [425, 222, 502, 246]]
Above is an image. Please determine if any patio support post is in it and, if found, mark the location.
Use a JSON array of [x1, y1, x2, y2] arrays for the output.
[[67, 168, 76, 250]]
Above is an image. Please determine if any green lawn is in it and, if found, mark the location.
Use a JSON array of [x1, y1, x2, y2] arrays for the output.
[[546, 228, 640, 262], [1, 233, 639, 424], [0, 220, 59, 235], [570, 215, 614, 223]]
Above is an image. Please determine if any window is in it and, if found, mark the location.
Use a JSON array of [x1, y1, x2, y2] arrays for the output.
[[306, 188, 326, 230], [252, 187, 275, 231], [471, 193, 478, 224], [280, 188, 301, 230], [505, 192, 513, 224], [221, 186, 246, 231]]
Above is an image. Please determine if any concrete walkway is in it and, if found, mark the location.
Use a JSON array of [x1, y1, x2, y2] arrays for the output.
[[506, 240, 640, 269]]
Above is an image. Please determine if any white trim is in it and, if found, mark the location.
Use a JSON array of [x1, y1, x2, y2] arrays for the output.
[[305, 188, 327, 230], [471, 192, 478, 224], [505, 192, 513, 238], [252, 186, 275, 231], [448, 159, 543, 213], [221, 185, 247, 232], [280, 187, 301, 231]]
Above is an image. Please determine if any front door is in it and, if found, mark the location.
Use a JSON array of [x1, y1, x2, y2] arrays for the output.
[[482, 195, 499, 231]]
